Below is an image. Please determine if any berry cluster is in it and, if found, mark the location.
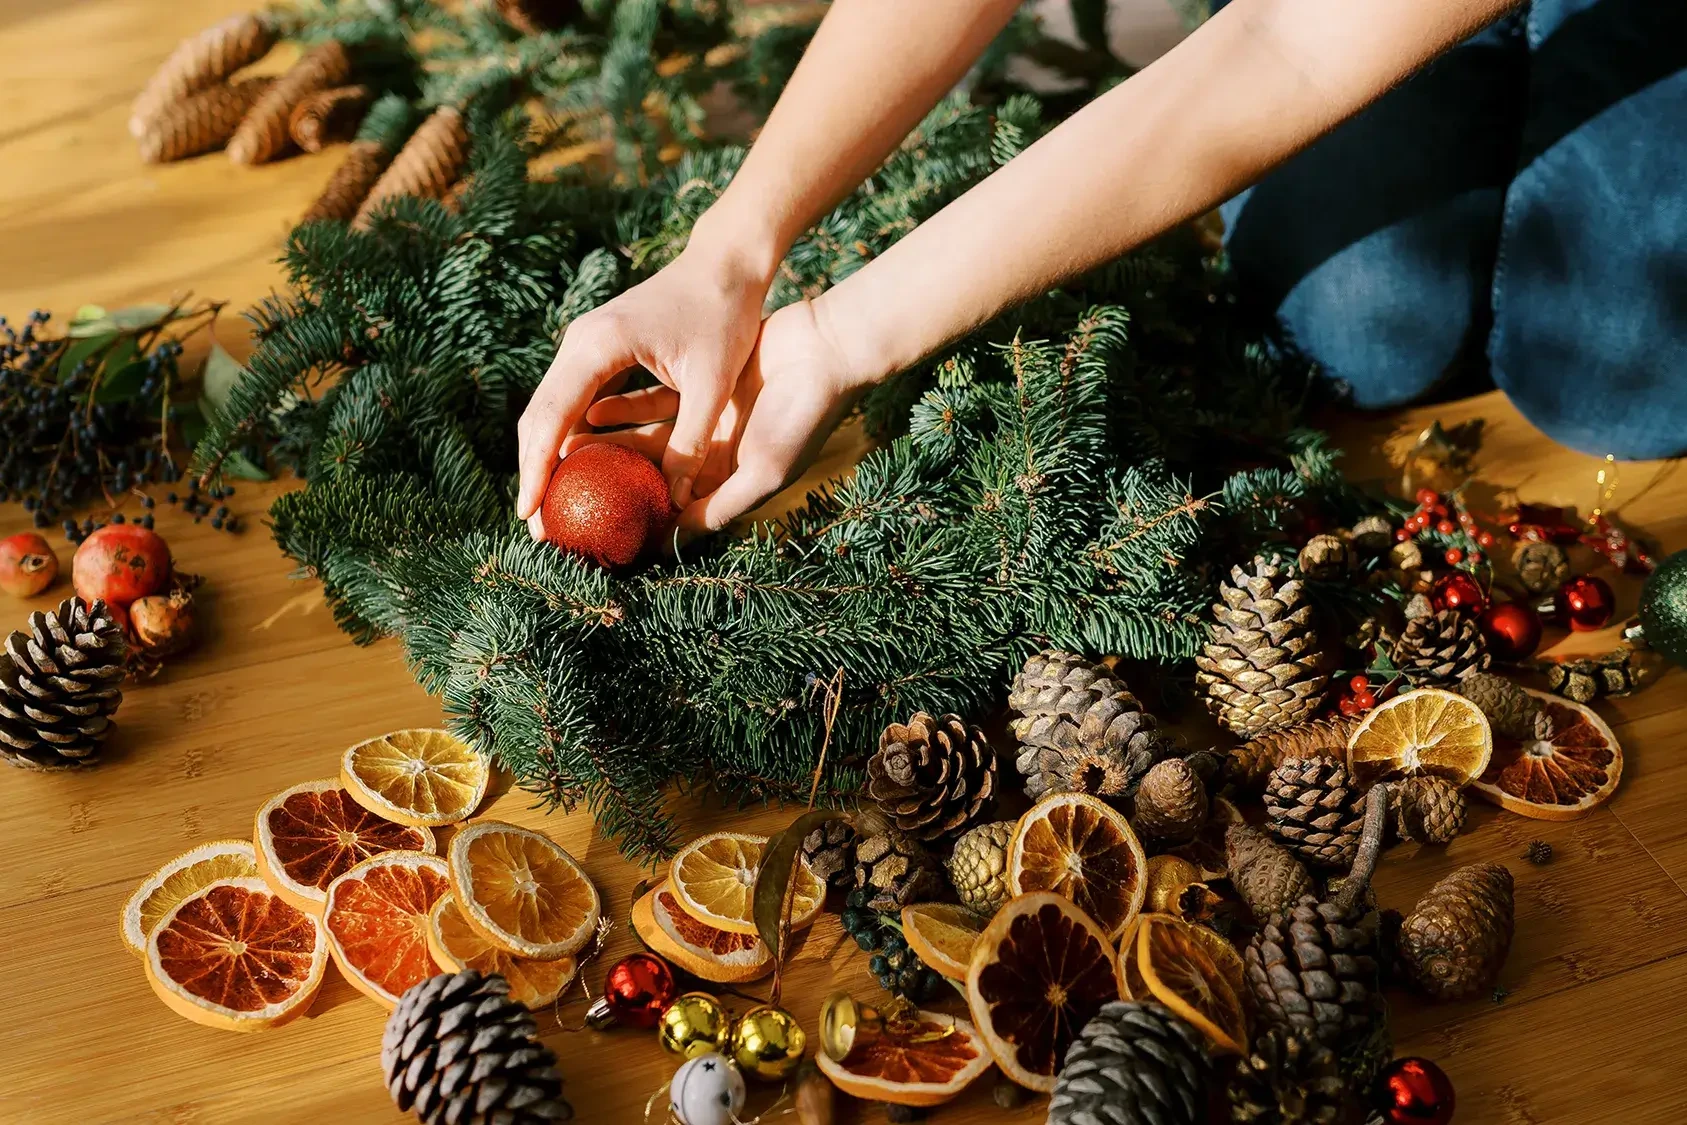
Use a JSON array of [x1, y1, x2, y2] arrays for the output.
[[841, 889, 945, 1002], [1396, 487, 1496, 568], [1338, 672, 1379, 717]]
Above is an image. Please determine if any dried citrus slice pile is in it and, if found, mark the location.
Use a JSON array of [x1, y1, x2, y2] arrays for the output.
[[901, 903, 985, 981], [632, 881, 773, 983], [965, 892, 1123, 1093], [340, 728, 489, 828], [669, 831, 825, 935], [427, 895, 580, 1009], [449, 819, 600, 959], [145, 876, 327, 1031], [815, 1011, 992, 1107], [120, 839, 257, 957], [255, 778, 434, 914], [1471, 690, 1622, 820], [1007, 793, 1147, 941], [1127, 913, 1248, 1054], [1347, 688, 1492, 788], [323, 851, 451, 1008]]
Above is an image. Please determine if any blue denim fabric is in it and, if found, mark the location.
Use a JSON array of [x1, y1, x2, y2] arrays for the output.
[[1218, 0, 1687, 460]]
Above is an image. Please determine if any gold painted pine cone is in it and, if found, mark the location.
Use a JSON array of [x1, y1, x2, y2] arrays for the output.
[[1195, 556, 1330, 737], [866, 711, 997, 842], [1398, 862, 1515, 1001], [946, 820, 1013, 914]]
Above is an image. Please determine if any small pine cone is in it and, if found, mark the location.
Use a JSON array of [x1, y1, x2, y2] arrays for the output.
[[1513, 540, 1571, 595], [1393, 608, 1491, 683], [1195, 556, 1331, 738], [302, 140, 390, 223], [1347, 516, 1395, 557], [1388, 540, 1425, 573], [1225, 823, 1316, 924], [355, 106, 470, 227], [494, 0, 583, 34], [130, 12, 276, 136], [1245, 894, 1383, 1052], [1542, 652, 1654, 703], [1229, 714, 1360, 791], [1524, 840, 1552, 865], [852, 826, 945, 913], [1228, 1025, 1349, 1125], [1398, 863, 1515, 1001], [1392, 776, 1467, 845], [288, 84, 370, 152], [799, 820, 858, 891], [946, 820, 1013, 914], [1264, 757, 1367, 869], [1048, 1002, 1211, 1125], [138, 77, 275, 163], [1133, 758, 1209, 842], [867, 711, 997, 841], [1297, 534, 1354, 581], [1, 597, 127, 770], [1458, 671, 1542, 740], [228, 41, 352, 165]]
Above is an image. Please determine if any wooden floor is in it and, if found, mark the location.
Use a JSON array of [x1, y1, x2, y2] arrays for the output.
[[3, 2, 1685, 1122]]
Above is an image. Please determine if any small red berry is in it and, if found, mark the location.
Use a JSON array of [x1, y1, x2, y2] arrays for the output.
[[1415, 488, 1439, 507], [1444, 547, 1464, 565], [1433, 503, 1449, 517], [1356, 692, 1376, 708], [1349, 674, 1370, 692], [1436, 519, 1456, 535], [1395, 528, 1411, 542], [1339, 696, 1362, 716], [1468, 549, 1483, 564], [1477, 531, 1495, 548]]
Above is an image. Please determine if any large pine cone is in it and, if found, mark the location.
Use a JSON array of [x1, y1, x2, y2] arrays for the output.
[[1392, 776, 1467, 845], [1048, 1001, 1211, 1125], [867, 711, 997, 841], [1226, 824, 1316, 924], [1398, 863, 1514, 1001], [1229, 715, 1360, 791], [228, 40, 352, 165], [130, 12, 276, 136], [1009, 650, 1173, 801], [139, 77, 275, 163], [1457, 672, 1541, 740], [1393, 608, 1490, 683], [288, 83, 370, 152], [946, 820, 1012, 914], [1245, 896, 1382, 1053], [382, 971, 573, 1124], [1229, 1024, 1350, 1125], [852, 825, 945, 913], [0, 597, 125, 770], [1264, 757, 1367, 870], [1196, 557, 1330, 737]]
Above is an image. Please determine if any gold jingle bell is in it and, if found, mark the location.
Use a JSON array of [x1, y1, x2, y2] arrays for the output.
[[660, 992, 732, 1060], [728, 1003, 807, 1082]]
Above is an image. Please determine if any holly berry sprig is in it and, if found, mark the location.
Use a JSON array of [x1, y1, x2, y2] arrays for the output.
[[1396, 487, 1499, 572]]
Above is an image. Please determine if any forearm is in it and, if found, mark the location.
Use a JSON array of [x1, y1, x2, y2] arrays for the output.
[[691, 0, 1023, 278], [813, 0, 1525, 382]]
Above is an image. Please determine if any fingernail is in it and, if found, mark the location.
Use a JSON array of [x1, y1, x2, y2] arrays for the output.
[[671, 476, 693, 509]]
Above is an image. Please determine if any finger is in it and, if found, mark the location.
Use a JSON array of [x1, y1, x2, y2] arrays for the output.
[[663, 379, 734, 509], [678, 463, 783, 535], [516, 325, 630, 519], [585, 385, 681, 428], [527, 510, 546, 542], [564, 423, 674, 463]]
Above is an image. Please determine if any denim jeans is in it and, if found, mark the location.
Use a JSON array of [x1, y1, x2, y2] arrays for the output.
[[1219, 0, 1687, 460]]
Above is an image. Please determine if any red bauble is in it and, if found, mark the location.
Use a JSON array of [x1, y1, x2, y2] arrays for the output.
[[1554, 575, 1616, 632], [1478, 601, 1542, 661], [0, 532, 59, 598], [1430, 572, 1487, 616], [596, 952, 677, 1030], [72, 525, 171, 609], [540, 444, 676, 569], [1374, 1057, 1455, 1125]]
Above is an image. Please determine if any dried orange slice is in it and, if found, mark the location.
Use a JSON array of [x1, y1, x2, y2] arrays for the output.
[[631, 880, 773, 983], [1347, 688, 1492, 788], [1131, 913, 1248, 1054], [1006, 793, 1147, 941], [1470, 690, 1622, 820], [965, 892, 1124, 1093], [669, 832, 825, 936], [815, 1010, 992, 1107], [255, 778, 434, 915], [323, 851, 451, 1008], [120, 839, 257, 957], [448, 819, 600, 959], [426, 894, 579, 1009], [901, 903, 985, 982], [144, 876, 327, 1032], [340, 728, 489, 828]]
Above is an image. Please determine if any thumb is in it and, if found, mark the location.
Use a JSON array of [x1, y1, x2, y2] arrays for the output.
[[661, 378, 732, 509]]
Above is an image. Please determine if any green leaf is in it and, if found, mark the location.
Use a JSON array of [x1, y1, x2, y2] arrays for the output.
[[68, 303, 173, 339], [175, 400, 207, 449], [222, 450, 272, 481], [752, 809, 846, 963], [71, 304, 108, 325], [200, 342, 245, 420], [94, 361, 148, 404], [58, 332, 116, 382]]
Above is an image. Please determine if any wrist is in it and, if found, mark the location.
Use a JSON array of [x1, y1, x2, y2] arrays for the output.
[[686, 199, 788, 292], [808, 283, 905, 394]]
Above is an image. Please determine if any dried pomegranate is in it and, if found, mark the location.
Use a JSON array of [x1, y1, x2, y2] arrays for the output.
[[73, 525, 171, 608], [130, 584, 197, 656], [0, 533, 59, 598]]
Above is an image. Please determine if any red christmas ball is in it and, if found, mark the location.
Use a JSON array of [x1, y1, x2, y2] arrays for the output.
[[1554, 575, 1617, 632], [1479, 601, 1542, 660], [599, 952, 677, 1029], [540, 444, 676, 569], [1373, 1057, 1455, 1125], [1431, 572, 1487, 616]]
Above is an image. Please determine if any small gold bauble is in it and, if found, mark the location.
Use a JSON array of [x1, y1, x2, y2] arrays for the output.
[[659, 992, 732, 1059], [729, 1003, 807, 1082]]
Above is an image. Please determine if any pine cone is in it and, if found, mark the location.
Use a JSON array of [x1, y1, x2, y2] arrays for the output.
[[852, 825, 945, 913], [867, 711, 997, 841], [1264, 757, 1366, 870], [138, 78, 274, 163], [1346, 516, 1394, 558], [1398, 863, 1514, 1001], [1228, 1025, 1349, 1125], [355, 106, 470, 228], [288, 84, 370, 152], [1512, 541, 1571, 595], [0, 597, 126, 770], [1048, 1002, 1211, 1125], [228, 41, 352, 165], [1230, 715, 1360, 791], [1009, 650, 1173, 801], [1296, 534, 1354, 582], [383, 971, 572, 1124], [1457, 672, 1541, 740], [799, 820, 858, 891], [1542, 651, 1655, 703], [301, 94, 411, 224], [1392, 776, 1466, 845], [1393, 608, 1490, 683], [494, 0, 583, 34], [1133, 758, 1209, 842], [1226, 823, 1315, 924], [130, 12, 276, 136], [946, 820, 1012, 914], [1196, 557, 1331, 737]]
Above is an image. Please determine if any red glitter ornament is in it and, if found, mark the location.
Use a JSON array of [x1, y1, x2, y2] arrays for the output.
[[541, 444, 676, 569], [585, 952, 677, 1030], [1478, 601, 1542, 660], [1553, 575, 1617, 632], [1373, 1057, 1455, 1125], [1431, 572, 1487, 616]]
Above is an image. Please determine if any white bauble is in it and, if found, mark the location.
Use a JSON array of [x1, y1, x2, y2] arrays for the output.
[[668, 1051, 747, 1125]]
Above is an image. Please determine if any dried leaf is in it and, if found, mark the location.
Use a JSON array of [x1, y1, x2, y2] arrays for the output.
[[753, 809, 845, 962]]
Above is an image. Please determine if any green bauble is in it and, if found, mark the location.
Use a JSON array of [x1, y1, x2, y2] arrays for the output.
[[1640, 550, 1687, 668]]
